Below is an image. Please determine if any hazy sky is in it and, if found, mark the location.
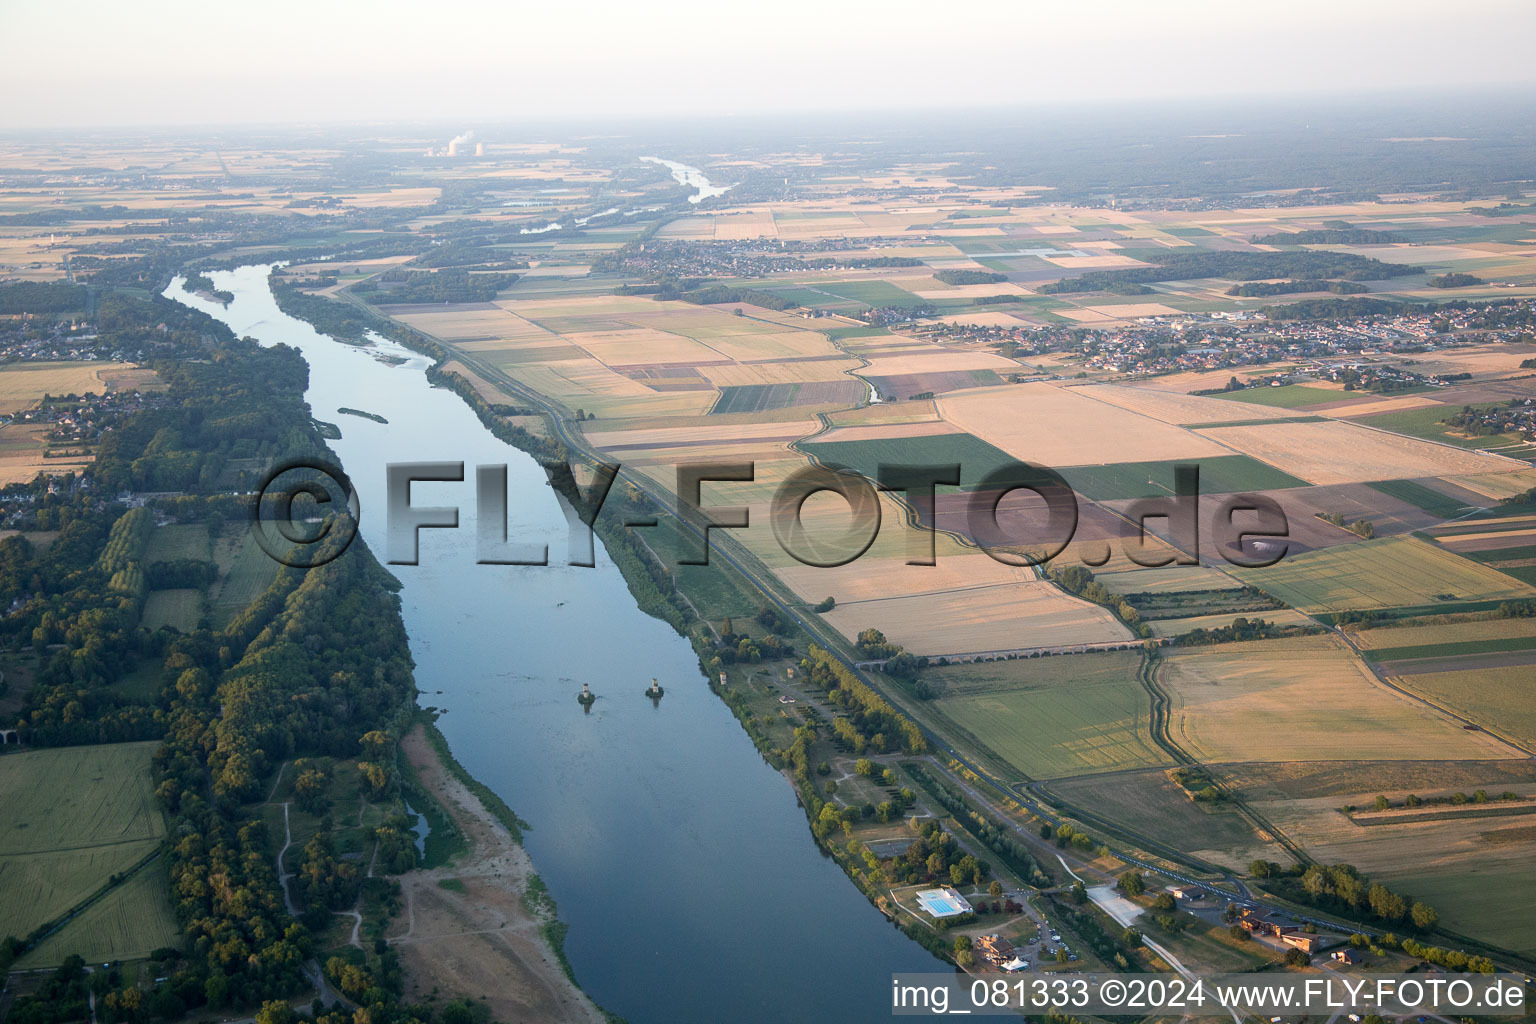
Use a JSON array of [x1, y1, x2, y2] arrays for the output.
[[2, 0, 1534, 129]]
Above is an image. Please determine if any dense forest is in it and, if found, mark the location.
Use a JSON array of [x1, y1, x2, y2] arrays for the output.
[[1226, 279, 1370, 297], [1040, 251, 1415, 294], [354, 269, 518, 305], [1250, 228, 1407, 245], [0, 281, 90, 315]]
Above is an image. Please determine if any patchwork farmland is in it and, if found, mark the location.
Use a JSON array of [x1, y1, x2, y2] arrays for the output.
[[134, 128, 1536, 975]]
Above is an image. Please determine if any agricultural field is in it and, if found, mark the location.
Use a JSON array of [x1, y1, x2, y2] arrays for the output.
[[1062, 454, 1307, 501], [209, 531, 281, 627], [141, 588, 204, 631], [799, 429, 1020, 490], [0, 422, 90, 484], [820, 577, 1129, 656], [1349, 615, 1536, 652], [1366, 478, 1475, 518], [1389, 666, 1536, 749], [1211, 384, 1343, 409], [16, 864, 182, 967], [1158, 635, 1520, 763], [1074, 383, 1312, 426], [144, 522, 211, 562], [1231, 535, 1536, 613], [0, 742, 167, 943], [1048, 769, 1283, 871], [262, 137, 1536, 966], [1225, 760, 1536, 958], [924, 652, 1172, 780], [1194, 419, 1518, 485], [0, 361, 147, 414], [937, 383, 1231, 468]]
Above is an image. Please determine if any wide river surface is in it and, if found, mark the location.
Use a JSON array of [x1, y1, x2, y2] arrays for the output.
[[167, 266, 938, 1023]]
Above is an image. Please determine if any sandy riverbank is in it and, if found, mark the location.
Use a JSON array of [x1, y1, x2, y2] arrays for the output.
[[390, 725, 606, 1024]]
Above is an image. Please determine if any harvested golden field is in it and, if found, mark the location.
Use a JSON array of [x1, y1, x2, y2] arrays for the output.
[[806, 420, 955, 445], [0, 423, 91, 484], [1123, 365, 1286, 395], [937, 382, 1228, 467], [1094, 564, 1245, 594], [568, 327, 723, 366], [1446, 468, 1536, 500], [1437, 526, 1536, 552], [1075, 384, 1308, 426], [820, 577, 1128, 656], [909, 282, 1030, 300], [824, 401, 941, 427], [1078, 302, 1183, 317], [1160, 635, 1519, 763], [1325, 394, 1445, 418], [860, 350, 1017, 376], [1195, 419, 1520, 485], [700, 330, 839, 362], [392, 306, 560, 344], [584, 418, 820, 450], [1349, 616, 1536, 650], [698, 359, 863, 387], [777, 552, 1037, 604], [1407, 344, 1536, 380], [0, 361, 147, 413]]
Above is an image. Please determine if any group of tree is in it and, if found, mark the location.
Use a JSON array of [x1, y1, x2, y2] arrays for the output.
[[1251, 227, 1407, 245], [712, 613, 794, 664], [354, 269, 518, 305], [802, 644, 927, 754], [1226, 279, 1369, 297], [1040, 250, 1414, 295], [1050, 565, 1148, 636], [1174, 614, 1316, 647], [888, 818, 990, 888], [1318, 511, 1376, 538], [903, 762, 1050, 887], [1428, 272, 1485, 288], [933, 269, 1006, 286], [0, 280, 90, 315], [1258, 860, 1439, 931]]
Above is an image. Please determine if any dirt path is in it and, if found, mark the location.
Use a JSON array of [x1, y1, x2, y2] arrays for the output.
[[277, 802, 298, 917], [390, 725, 605, 1024]]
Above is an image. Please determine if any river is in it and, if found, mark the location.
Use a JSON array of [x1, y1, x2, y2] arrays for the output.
[[165, 265, 939, 1023], [640, 156, 733, 203]]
